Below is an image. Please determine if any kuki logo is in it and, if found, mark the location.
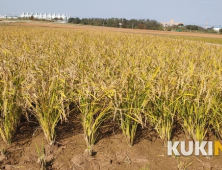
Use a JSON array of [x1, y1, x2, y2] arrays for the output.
[[167, 141, 222, 156]]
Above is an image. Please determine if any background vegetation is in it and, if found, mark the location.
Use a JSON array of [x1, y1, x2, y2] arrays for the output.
[[68, 17, 163, 30]]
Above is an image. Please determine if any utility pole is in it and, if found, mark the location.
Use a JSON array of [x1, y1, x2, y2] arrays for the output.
[[206, 19, 208, 29], [119, 23, 122, 31]]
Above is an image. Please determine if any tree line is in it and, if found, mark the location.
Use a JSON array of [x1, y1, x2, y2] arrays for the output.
[[68, 17, 163, 30], [184, 25, 205, 31]]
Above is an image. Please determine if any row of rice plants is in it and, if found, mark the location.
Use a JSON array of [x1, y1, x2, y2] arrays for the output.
[[0, 26, 222, 154]]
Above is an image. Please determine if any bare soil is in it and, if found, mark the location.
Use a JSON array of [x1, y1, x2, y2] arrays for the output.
[[5, 21, 222, 39], [1, 110, 222, 170]]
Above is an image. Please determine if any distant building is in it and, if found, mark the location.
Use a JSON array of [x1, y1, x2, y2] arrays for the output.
[[7, 16, 18, 19], [161, 19, 184, 27], [0, 15, 7, 19], [0, 15, 18, 19], [213, 27, 222, 32], [20, 12, 71, 21]]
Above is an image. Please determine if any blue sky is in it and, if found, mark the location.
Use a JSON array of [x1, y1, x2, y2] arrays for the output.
[[0, 0, 221, 27]]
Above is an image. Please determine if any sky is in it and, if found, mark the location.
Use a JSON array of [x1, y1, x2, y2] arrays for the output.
[[0, 0, 221, 27]]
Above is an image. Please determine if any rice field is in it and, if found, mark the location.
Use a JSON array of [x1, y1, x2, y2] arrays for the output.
[[164, 35, 222, 45], [1, 26, 222, 164]]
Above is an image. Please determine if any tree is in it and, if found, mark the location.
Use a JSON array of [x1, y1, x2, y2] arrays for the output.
[[185, 25, 198, 30], [30, 15, 34, 20], [178, 23, 184, 27], [219, 29, 222, 34], [138, 23, 146, 29], [68, 17, 81, 24], [185, 25, 204, 31]]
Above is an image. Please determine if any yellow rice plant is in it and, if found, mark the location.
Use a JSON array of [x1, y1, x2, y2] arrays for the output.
[[23, 58, 68, 145], [0, 58, 24, 144], [75, 83, 112, 155]]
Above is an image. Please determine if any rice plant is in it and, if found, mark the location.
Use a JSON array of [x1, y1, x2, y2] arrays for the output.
[[209, 92, 222, 139], [36, 140, 46, 170], [113, 70, 154, 147], [76, 84, 112, 155], [147, 94, 179, 144], [24, 64, 68, 145], [0, 59, 24, 144], [178, 97, 211, 141]]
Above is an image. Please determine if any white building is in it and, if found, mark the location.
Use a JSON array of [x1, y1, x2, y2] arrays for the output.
[[7, 16, 18, 19], [20, 12, 71, 21], [0, 15, 7, 19], [0, 15, 17, 19], [161, 19, 184, 27], [213, 27, 222, 32]]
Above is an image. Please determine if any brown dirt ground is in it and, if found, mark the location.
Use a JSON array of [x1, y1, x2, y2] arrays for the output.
[[1, 110, 222, 170], [5, 21, 222, 39], [1, 22, 222, 170]]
